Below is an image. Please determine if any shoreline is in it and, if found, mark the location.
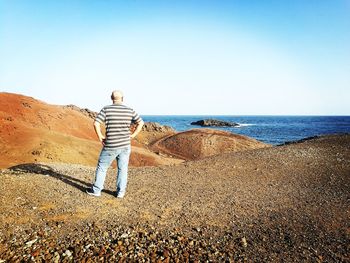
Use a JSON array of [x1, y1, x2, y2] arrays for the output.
[[142, 115, 350, 145]]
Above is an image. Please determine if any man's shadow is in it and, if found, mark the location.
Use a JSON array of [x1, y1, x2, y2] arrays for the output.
[[9, 163, 115, 196]]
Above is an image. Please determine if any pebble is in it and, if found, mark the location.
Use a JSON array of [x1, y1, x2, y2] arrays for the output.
[[25, 238, 37, 247], [63, 250, 72, 257], [163, 249, 170, 258], [121, 233, 129, 239], [241, 237, 248, 247], [53, 252, 60, 263], [85, 244, 92, 249]]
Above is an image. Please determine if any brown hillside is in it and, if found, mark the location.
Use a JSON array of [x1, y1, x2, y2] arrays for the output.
[[0, 93, 97, 140], [151, 128, 270, 160], [0, 93, 180, 168]]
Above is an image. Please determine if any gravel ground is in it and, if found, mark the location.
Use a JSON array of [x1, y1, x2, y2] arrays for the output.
[[0, 134, 349, 262]]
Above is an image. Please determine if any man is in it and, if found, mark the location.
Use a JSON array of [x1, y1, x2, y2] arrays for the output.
[[86, 90, 144, 198]]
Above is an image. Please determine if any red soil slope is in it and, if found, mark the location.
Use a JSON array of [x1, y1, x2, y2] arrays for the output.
[[151, 128, 270, 160], [0, 93, 180, 168]]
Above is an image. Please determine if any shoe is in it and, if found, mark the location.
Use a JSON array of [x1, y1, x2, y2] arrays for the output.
[[86, 188, 101, 197], [116, 193, 124, 199]]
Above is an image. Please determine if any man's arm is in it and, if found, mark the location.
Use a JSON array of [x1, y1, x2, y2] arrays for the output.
[[94, 121, 106, 145], [130, 120, 144, 139]]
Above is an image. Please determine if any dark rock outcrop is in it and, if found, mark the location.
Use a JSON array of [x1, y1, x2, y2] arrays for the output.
[[134, 122, 176, 145], [191, 119, 239, 127], [64, 105, 97, 119], [142, 122, 175, 133]]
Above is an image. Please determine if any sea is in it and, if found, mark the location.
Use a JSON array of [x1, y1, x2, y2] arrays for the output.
[[141, 116, 350, 145]]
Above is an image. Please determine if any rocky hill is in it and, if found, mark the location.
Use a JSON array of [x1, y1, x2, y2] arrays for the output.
[[0, 93, 180, 168], [0, 93, 269, 168]]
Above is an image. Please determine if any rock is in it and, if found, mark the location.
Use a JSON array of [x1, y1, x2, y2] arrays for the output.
[[22, 102, 32, 108], [98, 246, 106, 257], [64, 105, 97, 119], [53, 252, 60, 263], [85, 244, 92, 249], [120, 233, 129, 239], [25, 238, 38, 247], [31, 150, 41, 156], [141, 122, 175, 133], [133, 122, 176, 146], [64, 250, 72, 257], [191, 119, 239, 127], [163, 249, 170, 258], [31, 250, 40, 257], [241, 237, 248, 247]]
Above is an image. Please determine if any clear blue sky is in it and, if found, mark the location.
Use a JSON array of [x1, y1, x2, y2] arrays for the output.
[[1, 0, 349, 115]]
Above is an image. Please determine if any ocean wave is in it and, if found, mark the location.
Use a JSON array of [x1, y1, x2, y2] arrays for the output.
[[237, 123, 255, 127]]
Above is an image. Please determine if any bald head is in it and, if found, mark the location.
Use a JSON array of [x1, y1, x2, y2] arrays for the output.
[[111, 90, 123, 103]]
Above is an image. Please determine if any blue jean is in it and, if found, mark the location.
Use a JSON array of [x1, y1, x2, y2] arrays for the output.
[[92, 146, 131, 196]]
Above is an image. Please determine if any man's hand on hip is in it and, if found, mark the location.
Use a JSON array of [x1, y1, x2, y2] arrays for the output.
[[99, 135, 106, 145]]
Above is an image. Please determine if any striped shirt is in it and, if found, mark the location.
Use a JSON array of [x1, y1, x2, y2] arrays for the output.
[[95, 104, 142, 149]]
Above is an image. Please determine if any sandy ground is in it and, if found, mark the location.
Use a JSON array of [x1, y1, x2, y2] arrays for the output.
[[0, 134, 349, 262]]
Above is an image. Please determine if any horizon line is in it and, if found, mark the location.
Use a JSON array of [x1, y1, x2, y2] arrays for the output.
[[141, 114, 350, 117]]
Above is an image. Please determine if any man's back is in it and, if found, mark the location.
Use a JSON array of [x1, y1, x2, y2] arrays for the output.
[[95, 104, 141, 149], [87, 90, 144, 198]]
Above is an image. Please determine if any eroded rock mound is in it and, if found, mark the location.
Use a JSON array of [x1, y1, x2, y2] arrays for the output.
[[151, 128, 269, 160], [191, 119, 239, 127], [135, 122, 176, 145]]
